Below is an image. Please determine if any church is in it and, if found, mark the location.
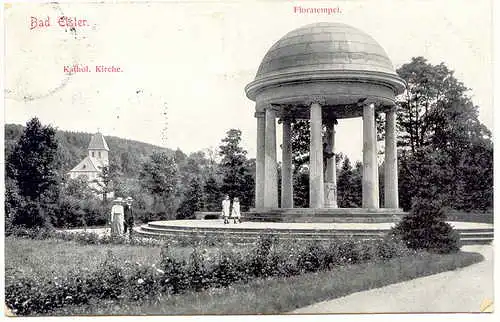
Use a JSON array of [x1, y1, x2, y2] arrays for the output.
[[68, 132, 110, 193]]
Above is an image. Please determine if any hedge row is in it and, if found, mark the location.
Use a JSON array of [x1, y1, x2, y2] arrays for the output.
[[5, 235, 415, 315]]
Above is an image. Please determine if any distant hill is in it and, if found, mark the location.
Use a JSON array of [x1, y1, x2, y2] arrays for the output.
[[5, 123, 173, 178]]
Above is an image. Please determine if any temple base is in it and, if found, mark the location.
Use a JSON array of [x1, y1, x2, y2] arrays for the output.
[[135, 219, 493, 245], [246, 207, 405, 223]]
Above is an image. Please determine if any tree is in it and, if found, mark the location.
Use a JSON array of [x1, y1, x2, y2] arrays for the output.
[[395, 57, 493, 211], [218, 129, 254, 210], [93, 163, 122, 202], [176, 176, 203, 219], [337, 157, 362, 207], [290, 120, 310, 173], [293, 168, 309, 208], [55, 177, 105, 228], [139, 151, 178, 217], [8, 118, 60, 200], [7, 118, 61, 228], [396, 57, 469, 152], [203, 175, 222, 211]]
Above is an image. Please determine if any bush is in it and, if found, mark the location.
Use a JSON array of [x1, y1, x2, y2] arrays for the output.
[[126, 264, 163, 301], [5, 274, 90, 315], [211, 250, 241, 287], [375, 235, 415, 259], [158, 245, 189, 294], [392, 197, 461, 253], [187, 248, 211, 291], [248, 234, 277, 277], [11, 200, 53, 229], [86, 250, 125, 300], [296, 241, 327, 273]]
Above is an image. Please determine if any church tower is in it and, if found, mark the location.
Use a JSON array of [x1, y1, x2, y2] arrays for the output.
[[88, 132, 109, 167]]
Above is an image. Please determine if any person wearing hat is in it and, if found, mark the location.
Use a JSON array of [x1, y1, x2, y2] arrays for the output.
[[231, 197, 241, 224], [221, 195, 231, 224], [123, 196, 135, 238], [110, 197, 125, 236]]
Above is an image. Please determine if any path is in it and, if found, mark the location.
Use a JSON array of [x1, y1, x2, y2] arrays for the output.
[[291, 244, 494, 313]]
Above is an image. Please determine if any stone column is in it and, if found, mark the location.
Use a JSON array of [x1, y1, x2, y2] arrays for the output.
[[324, 121, 338, 208], [264, 106, 278, 208], [384, 106, 399, 208], [362, 103, 379, 208], [255, 110, 266, 208], [309, 100, 324, 208], [281, 117, 293, 208]]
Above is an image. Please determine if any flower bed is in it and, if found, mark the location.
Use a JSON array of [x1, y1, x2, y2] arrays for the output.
[[5, 235, 414, 315]]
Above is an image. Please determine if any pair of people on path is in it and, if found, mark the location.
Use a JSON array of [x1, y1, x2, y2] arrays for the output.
[[110, 196, 134, 237], [221, 195, 241, 224]]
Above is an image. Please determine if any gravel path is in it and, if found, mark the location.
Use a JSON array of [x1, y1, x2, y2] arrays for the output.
[[291, 244, 494, 313]]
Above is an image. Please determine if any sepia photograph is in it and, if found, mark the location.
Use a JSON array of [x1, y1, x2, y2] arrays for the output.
[[2, 0, 495, 319]]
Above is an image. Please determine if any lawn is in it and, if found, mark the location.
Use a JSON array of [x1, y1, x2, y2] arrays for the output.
[[5, 237, 226, 278], [4, 236, 484, 315]]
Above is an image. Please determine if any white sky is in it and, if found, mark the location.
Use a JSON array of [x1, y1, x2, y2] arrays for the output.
[[4, 0, 493, 162]]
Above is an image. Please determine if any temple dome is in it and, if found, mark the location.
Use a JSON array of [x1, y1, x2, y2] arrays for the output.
[[255, 22, 396, 79], [246, 22, 405, 103]]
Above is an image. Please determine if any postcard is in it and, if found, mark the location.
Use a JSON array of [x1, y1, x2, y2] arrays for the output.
[[3, 0, 495, 320]]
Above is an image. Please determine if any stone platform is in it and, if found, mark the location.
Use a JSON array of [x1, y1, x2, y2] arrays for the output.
[[135, 220, 493, 245], [245, 208, 406, 223], [195, 208, 406, 223]]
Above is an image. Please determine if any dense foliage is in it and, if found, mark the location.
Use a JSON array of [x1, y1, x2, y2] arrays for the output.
[[218, 129, 255, 211], [392, 198, 461, 254], [5, 234, 414, 315], [395, 57, 493, 211], [5, 121, 256, 228]]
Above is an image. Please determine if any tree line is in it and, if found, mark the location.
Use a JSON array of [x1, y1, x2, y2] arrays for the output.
[[5, 122, 256, 228], [288, 57, 493, 212]]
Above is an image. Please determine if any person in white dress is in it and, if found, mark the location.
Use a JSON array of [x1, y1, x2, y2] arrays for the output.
[[110, 197, 125, 236], [231, 197, 241, 224], [221, 195, 231, 224]]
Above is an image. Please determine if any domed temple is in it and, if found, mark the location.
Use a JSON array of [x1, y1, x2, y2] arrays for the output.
[[245, 22, 406, 219], [136, 22, 493, 245]]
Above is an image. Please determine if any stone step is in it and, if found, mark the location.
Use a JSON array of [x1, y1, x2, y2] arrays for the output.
[[135, 228, 383, 242], [249, 208, 406, 215], [141, 224, 494, 238], [244, 216, 400, 223], [454, 228, 494, 233], [459, 232, 494, 238], [141, 224, 389, 234], [136, 221, 493, 246], [136, 228, 493, 246], [460, 238, 493, 245], [139, 225, 387, 237]]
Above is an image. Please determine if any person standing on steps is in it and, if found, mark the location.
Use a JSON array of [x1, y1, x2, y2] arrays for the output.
[[123, 196, 134, 239], [231, 197, 241, 224], [222, 195, 231, 224]]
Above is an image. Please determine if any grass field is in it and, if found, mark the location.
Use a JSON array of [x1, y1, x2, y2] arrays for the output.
[[5, 237, 228, 278], [5, 237, 484, 316]]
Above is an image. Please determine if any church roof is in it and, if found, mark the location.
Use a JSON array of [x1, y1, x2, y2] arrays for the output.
[[69, 156, 106, 173], [69, 156, 100, 173], [88, 132, 109, 151]]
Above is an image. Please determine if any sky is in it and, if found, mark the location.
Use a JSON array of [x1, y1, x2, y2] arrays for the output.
[[4, 0, 493, 162]]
